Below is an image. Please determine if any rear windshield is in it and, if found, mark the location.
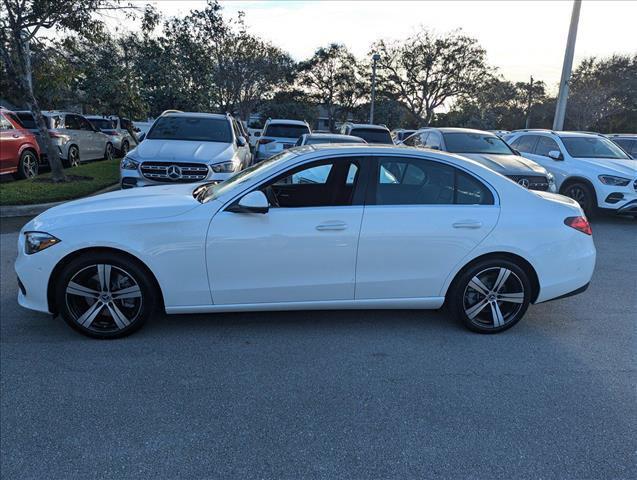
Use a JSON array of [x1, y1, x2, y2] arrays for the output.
[[350, 128, 392, 144], [561, 137, 631, 159], [14, 112, 37, 129], [306, 136, 365, 145], [89, 118, 116, 130], [443, 132, 513, 154], [264, 124, 310, 139], [147, 116, 232, 143]]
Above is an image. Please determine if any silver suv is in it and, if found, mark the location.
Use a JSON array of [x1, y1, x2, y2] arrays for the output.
[[340, 123, 393, 144], [254, 119, 311, 163], [403, 128, 556, 192], [120, 112, 251, 189], [86, 115, 138, 157], [14, 111, 113, 166]]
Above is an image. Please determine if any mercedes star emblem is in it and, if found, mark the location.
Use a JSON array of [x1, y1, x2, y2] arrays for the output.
[[518, 178, 530, 188], [166, 165, 182, 180]]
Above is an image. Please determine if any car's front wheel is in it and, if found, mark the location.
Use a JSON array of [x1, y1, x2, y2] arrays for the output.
[[15, 149, 39, 179], [55, 253, 156, 338], [448, 259, 532, 333]]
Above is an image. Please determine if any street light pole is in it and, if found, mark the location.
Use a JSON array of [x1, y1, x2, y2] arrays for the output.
[[370, 53, 380, 124], [553, 0, 582, 131]]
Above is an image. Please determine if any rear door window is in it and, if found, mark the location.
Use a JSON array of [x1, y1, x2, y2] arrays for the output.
[[510, 135, 538, 153], [534, 136, 561, 157], [264, 124, 310, 139]]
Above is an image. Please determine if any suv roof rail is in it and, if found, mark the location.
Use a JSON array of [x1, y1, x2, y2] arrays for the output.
[[511, 128, 557, 134], [160, 109, 182, 116]]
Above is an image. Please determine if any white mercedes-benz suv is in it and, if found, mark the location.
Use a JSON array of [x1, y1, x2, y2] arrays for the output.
[[505, 130, 637, 216], [120, 112, 251, 188], [17, 145, 595, 338]]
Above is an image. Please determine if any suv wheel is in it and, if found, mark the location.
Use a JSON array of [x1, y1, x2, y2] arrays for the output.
[[66, 145, 80, 168], [448, 259, 531, 333], [120, 141, 129, 157], [562, 182, 595, 216], [104, 143, 113, 161], [15, 150, 39, 179]]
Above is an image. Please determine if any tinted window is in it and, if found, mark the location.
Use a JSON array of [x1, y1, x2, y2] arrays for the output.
[[350, 128, 393, 144], [425, 132, 442, 149], [611, 139, 636, 156], [443, 132, 512, 154], [534, 136, 561, 156], [264, 124, 310, 139], [78, 116, 95, 131], [305, 136, 364, 145], [14, 112, 37, 128], [147, 116, 232, 143], [374, 156, 493, 206], [264, 158, 361, 208], [510, 135, 537, 153], [90, 118, 116, 130], [64, 115, 81, 130], [561, 137, 630, 159]]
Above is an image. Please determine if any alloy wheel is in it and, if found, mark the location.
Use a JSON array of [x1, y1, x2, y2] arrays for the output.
[[105, 143, 113, 160], [65, 264, 143, 334], [121, 142, 129, 156], [69, 147, 80, 167], [22, 152, 38, 178], [462, 267, 525, 329], [565, 185, 588, 209]]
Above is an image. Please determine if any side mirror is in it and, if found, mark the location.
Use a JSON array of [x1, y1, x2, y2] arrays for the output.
[[229, 190, 269, 214], [548, 150, 563, 161], [237, 136, 247, 147], [512, 148, 521, 156], [137, 132, 146, 142]]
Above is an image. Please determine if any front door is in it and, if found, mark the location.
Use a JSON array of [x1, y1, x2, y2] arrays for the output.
[[355, 155, 500, 299], [207, 156, 368, 305]]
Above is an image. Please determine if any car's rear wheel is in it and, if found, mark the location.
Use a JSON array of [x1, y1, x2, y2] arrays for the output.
[[15, 150, 39, 179], [120, 141, 129, 157], [104, 143, 113, 161], [66, 145, 80, 168], [562, 182, 595, 216], [55, 253, 156, 338], [448, 259, 531, 333]]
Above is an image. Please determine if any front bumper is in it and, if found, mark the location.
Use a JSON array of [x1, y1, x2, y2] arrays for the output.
[[15, 232, 59, 314], [596, 182, 637, 212]]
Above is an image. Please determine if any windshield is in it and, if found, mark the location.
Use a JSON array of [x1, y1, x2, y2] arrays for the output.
[[264, 124, 310, 139], [350, 128, 393, 144], [443, 132, 513, 154], [197, 150, 297, 203], [90, 118, 115, 130], [306, 136, 364, 145], [561, 137, 631, 159], [147, 116, 232, 143]]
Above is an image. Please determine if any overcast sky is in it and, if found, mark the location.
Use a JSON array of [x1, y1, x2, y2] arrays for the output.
[[123, 1, 636, 91]]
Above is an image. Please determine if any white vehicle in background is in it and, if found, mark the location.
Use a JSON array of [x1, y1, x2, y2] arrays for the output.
[[86, 115, 138, 157], [339, 123, 393, 144], [505, 130, 637, 216], [120, 112, 251, 189], [247, 127, 262, 148], [391, 129, 417, 144], [295, 133, 366, 146], [489, 130, 511, 138], [17, 145, 595, 339], [607, 134, 637, 158], [253, 119, 310, 162]]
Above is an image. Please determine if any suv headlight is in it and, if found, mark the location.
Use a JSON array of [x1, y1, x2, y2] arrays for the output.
[[120, 156, 139, 170], [211, 161, 236, 173], [24, 232, 60, 255], [598, 175, 630, 186]]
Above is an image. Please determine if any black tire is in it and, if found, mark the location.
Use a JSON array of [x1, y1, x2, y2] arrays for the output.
[[447, 258, 532, 334], [561, 181, 596, 216], [104, 142, 113, 161], [14, 149, 39, 179], [54, 252, 157, 339], [120, 141, 129, 157], [65, 145, 80, 168]]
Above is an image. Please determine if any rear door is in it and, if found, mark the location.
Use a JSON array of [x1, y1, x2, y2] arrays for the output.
[[78, 115, 104, 159], [64, 114, 89, 158], [0, 115, 20, 173], [355, 155, 499, 300]]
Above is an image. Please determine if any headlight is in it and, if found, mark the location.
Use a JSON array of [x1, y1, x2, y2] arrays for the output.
[[211, 161, 236, 173], [120, 156, 139, 170], [24, 232, 60, 255], [598, 175, 630, 186]]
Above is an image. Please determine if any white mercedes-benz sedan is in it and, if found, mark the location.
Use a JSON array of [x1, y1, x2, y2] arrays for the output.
[[16, 145, 596, 338]]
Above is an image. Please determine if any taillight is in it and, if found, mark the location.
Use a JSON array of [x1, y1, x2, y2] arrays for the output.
[[105, 130, 119, 136], [564, 216, 592, 235], [257, 138, 274, 145]]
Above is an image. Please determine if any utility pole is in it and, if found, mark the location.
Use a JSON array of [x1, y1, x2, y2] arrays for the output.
[[525, 76, 534, 129], [369, 53, 380, 124], [553, 0, 582, 131]]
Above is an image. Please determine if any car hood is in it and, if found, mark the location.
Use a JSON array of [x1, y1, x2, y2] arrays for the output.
[[460, 153, 547, 175], [130, 139, 234, 164], [27, 184, 201, 232], [575, 157, 637, 177]]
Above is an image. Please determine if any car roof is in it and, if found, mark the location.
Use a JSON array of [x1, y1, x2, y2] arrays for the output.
[[304, 133, 360, 139], [347, 123, 389, 131], [266, 118, 308, 126], [429, 127, 497, 136], [161, 112, 229, 120]]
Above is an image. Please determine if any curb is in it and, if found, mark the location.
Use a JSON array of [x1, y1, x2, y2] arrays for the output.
[[0, 184, 119, 218]]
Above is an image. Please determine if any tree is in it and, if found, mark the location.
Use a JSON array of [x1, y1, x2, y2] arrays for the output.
[[298, 44, 365, 131], [257, 89, 318, 127], [372, 29, 490, 126], [0, 0, 134, 181]]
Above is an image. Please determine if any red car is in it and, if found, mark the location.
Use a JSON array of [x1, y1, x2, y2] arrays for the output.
[[0, 108, 41, 179]]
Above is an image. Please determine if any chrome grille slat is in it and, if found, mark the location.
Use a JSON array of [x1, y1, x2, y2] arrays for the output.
[[140, 162, 209, 182], [506, 175, 550, 191]]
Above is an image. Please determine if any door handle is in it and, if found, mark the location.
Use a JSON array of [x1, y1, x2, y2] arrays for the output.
[[452, 221, 482, 229], [316, 222, 347, 231]]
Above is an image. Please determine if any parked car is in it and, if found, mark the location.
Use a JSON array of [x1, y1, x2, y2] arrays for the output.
[[247, 127, 262, 148], [120, 112, 251, 189], [607, 133, 637, 158], [504, 130, 637, 216], [0, 108, 41, 179], [295, 133, 366, 146], [253, 119, 311, 163], [403, 128, 556, 192], [340, 123, 393, 144], [14, 111, 113, 167], [391, 129, 417, 144], [86, 115, 138, 156], [6, 110, 48, 162], [488, 130, 511, 138], [17, 145, 595, 338]]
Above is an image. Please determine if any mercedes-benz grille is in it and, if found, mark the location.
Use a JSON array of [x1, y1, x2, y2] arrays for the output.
[[140, 162, 209, 183], [507, 175, 550, 191]]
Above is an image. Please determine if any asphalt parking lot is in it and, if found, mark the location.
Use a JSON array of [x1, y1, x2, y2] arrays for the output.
[[1, 215, 635, 479]]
